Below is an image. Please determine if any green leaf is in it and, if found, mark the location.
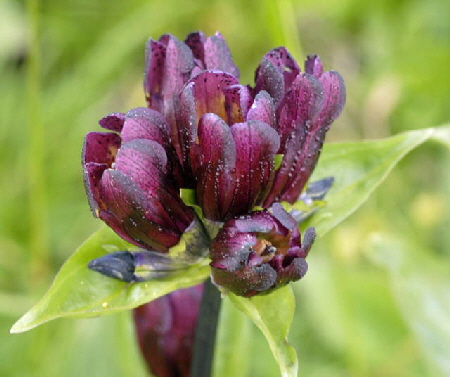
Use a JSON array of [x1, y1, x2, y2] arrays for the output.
[[213, 298, 252, 377], [307, 126, 450, 236], [11, 227, 210, 333], [367, 234, 450, 376], [229, 286, 298, 377]]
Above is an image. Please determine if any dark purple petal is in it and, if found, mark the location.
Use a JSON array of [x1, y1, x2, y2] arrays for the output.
[[210, 230, 258, 270], [114, 139, 193, 233], [210, 209, 314, 297], [223, 84, 252, 124], [161, 35, 195, 101], [114, 139, 168, 193], [276, 257, 308, 285], [246, 90, 276, 128], [263, 47, 300, 90], [144, 38, 167, 111], [175, 72, 247, 175], [254, 57, 285, 106], [185, 70, 239, 122], [121, 108, 185, 187], [227, 121, 280, 215], [276, 73, 324, 149], [99, 169, 186, 251], [174, 83, 198, 175], [263, 125, 309, 205], [211, 262, 277, 297], [121, 108, 170, 145], [232, 211, 286, 234], [300, 227, 316, 257], [192, 113, 236, 221], [82, 132, 121, 165], [254, 47, 300, 106], [184, 31, 206, 61], [304, 54, 323, 78], [83, 162, 108, 216], [204, 32, 240, 78], [316, 71, 346, 127], [264, 71, 345, 204], [144, 35, 195, 135], [98, 113, 125, 132], [270, 202, 297, 230]]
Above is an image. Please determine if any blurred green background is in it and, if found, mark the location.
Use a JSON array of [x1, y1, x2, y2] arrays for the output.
[[1, 0, 449, 376]]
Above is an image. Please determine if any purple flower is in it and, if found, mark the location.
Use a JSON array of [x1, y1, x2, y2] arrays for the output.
[[210, 204, 315, 297], [84, 31, 346, 297], [133, 284, 203, 377], [140, 33, 346, 221], [82, 108, 195, 253]]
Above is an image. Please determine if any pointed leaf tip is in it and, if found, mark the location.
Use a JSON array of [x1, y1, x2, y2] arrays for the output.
[[10, 227, 210, 333]]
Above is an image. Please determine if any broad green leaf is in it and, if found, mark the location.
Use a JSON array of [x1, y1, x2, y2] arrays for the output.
[[229, 286, 298, 377], [308, 126, 450, 236], [11, 227, 209, 333], [214, 298, 252, 377], [367, 234, 450, 376]]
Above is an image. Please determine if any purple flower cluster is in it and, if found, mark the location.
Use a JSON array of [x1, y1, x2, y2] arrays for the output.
[[83, 31, 345, 295]]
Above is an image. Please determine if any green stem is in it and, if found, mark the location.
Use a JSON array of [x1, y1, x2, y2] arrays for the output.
[[190, 278, 222, 377]]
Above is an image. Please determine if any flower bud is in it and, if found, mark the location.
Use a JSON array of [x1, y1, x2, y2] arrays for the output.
[[133, 284, 204, 377], [210, 204, 315, 297]]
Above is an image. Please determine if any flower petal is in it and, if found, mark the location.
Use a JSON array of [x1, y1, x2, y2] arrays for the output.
[[264, 71, 345, 204], [228, 121, 280, 216], [278, 73, 345, 202], [211, 262, 277, 297], [210, 209, 311, 297], [120, 108, 170, 146], [204, 32, 240, 78], [98, 113, 125, 132], [82, 132, 121, 165], [113, 139, 194, 233], [316, 71, 346, 127], [192, 113, 236, 221], [254, 47, 300, 106], [246, 90, 276, 128], [276, 258, 308, 285], [276, 73, 324, 149], [144, 34, 195, 122], [121, 107, 184, 186], [223, 84, 252, 124], [161, 35, 195, 101], [99, 169, 185, 251], [184, 31, 206, 62], [83, 162, 108, 216], [185, 70, 239, 122], [114, 139, 168, 193], [254, 57, 285, 106], [264, 47, 300, 90], [304, 54, 323, 78], [144, 38, 167, 111]]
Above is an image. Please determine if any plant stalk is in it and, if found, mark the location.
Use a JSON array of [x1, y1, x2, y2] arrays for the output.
[[190, 278, 222, 377]]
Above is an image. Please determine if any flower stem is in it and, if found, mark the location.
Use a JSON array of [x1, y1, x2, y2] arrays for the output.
[[190, 278, 222, 377]]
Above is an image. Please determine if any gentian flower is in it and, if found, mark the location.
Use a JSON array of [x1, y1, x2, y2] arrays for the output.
[[82, 108, 196, 253], [133, 284, 203, 377], [210, 204, 315, 297], [84, 31, 346, 296]]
